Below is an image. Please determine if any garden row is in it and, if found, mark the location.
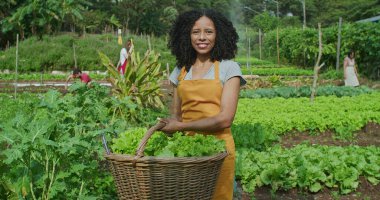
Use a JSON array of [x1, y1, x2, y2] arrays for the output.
[[236, 144, 380, 195], [240, 85, 374, 99], [235, 92, 380, 140], [232, 92, 380, 197]]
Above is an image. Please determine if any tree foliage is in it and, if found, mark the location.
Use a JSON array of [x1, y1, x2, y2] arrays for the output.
[[1, 0, 379, 49]]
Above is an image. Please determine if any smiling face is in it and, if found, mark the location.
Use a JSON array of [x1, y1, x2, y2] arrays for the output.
[[191, 16, 216, 57]]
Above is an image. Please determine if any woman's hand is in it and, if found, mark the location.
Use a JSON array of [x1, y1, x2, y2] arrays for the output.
[[159, 118, 182, 134]]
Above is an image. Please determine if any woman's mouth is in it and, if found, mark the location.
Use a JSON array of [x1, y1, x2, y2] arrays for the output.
[[197, 43, 209, 49]]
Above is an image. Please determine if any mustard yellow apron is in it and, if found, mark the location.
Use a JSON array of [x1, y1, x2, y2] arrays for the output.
[[177, 61, 235, 200]]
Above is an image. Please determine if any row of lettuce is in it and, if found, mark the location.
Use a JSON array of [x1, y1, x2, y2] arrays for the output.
[[240, 85, 374, 99], [1, 85, 379, 198], [233, 89, 380, 196], [235, 92, 380, 140]]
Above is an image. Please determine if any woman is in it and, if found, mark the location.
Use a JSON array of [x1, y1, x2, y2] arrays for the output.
[[65, 68, 91, 90], [117, 39, 133, 75], [160, 9, 246, 200], [344, 50, 360, 86]]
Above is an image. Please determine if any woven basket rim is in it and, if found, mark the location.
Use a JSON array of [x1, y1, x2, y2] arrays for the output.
[[104, 151, 228, 164]]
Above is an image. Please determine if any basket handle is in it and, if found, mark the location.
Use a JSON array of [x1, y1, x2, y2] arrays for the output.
[[132, 122, 166, 166]]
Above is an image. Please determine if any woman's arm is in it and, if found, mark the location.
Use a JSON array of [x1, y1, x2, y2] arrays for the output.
[[354, 61, 359, 77], [65, 74, 73, 89], [170, 85, 182, 121], [160, 77, 241, 133], [343, 58, 348, 79]]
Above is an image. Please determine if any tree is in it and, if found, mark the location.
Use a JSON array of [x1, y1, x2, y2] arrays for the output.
[[1, 0, 90, 39], [250, 11, 279, 32]]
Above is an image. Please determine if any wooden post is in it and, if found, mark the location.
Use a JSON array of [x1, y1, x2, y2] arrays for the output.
[[259, 28, 262, 60], [147, 35, 151, 51], [246, 27, 248, 69], [276, 1, 280, 67], [277, 27, 280, 67], [302, 0, 306, 29], [73, 43, 77, 68], [336, 17, 342, 71], [310, 23, 324, 103], [14, 34, 19, 98], [248, 37, 251, 74]]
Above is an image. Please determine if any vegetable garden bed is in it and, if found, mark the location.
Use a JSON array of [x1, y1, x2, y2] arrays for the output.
[[233, 93, 380, 200]]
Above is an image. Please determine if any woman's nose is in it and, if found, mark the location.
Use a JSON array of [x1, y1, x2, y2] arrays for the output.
[[199, 31, 206, 40]]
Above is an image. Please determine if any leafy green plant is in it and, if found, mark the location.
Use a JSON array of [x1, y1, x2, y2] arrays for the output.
[[320, 70, 344, 80], [111, 128, 225, 157], [232, 123, 279, 151], [0, 85, 120, 199], [99, 41, 164, 109], [236, 144, 380, 194], [235, 92, 380, 139]]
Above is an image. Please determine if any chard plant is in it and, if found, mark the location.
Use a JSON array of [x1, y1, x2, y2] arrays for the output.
[[0, 85, 120, 199], [99, 39, 164, 109]]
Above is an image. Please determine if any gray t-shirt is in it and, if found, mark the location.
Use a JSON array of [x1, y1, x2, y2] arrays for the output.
[[169, 60, 246, 86]]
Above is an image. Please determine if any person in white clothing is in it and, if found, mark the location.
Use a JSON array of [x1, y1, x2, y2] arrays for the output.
[[344, 50, 360, 87], [116, 39, 133, 75]]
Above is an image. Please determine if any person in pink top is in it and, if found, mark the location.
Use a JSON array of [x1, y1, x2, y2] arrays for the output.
[[65, 68, 92, 89]]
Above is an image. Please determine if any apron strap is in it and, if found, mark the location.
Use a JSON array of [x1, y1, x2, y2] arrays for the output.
[[214, 61, 220, 80], [178, 61, 220, 81], [178, 67, 187, 81]]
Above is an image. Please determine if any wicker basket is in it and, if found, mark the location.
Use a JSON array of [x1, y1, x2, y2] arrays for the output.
[[103, 123, 228, 200]]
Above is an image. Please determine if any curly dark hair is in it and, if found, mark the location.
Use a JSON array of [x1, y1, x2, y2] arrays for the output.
[[168, 9, 239, 71]]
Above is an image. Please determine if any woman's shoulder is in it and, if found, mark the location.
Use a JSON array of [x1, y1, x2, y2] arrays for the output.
[[220, 59, 238, 65], [219, 59, 240, 69], [218, 59, 246, 85]]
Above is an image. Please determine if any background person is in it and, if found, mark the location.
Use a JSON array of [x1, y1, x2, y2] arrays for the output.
[[65, 68, 92, 89], [344, 50, 360, 86], [160, 9, 246, 200], [116, 39, 133, 75]]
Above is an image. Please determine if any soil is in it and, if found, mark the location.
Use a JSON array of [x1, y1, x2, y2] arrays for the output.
[[235, 123, 380, 200], [281, 123, 380, 148]]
